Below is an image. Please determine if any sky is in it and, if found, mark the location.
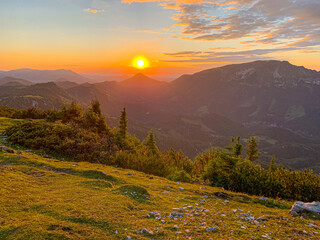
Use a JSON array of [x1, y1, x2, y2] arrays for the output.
[[1, 0, 320, 76]]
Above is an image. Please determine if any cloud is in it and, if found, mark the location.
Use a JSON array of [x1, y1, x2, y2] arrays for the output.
[[121, 0, 320, 48], [163, 50, 203, 57], [84, 8, 104, 13], [138, 30, 168, 34], [162, 47, 302, 63]]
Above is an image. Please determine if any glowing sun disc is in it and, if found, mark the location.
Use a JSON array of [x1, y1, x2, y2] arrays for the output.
[[133, 56, 149, 69], [137, 59, 145, 67]]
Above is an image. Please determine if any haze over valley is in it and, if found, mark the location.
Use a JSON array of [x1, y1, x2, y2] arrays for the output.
[[1, 60, 320, 172]]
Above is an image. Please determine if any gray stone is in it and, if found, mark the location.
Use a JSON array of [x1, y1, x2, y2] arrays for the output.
[[206, 227, 218, 232], [0, 145, 14, 153], [289, 201, 320, 216], [138, 228, 154, 235]]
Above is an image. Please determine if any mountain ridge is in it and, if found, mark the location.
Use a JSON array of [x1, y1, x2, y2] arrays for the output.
[[0, 60, 320, 171], [0, 68, 91, 83]]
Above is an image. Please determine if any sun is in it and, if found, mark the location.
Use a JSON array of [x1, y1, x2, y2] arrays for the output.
[[133, 56, 149, 69], [137, 59, 145, 68]]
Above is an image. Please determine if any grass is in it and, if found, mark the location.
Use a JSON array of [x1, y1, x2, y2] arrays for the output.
[[0, 118, 319, 239]]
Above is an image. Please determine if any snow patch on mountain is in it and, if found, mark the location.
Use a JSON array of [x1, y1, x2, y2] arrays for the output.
[[236, 68, 255, 79], [273, 67, 282, 79]]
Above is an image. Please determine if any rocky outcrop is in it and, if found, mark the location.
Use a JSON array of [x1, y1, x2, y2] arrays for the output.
[[289, 201, 320, 216], [0, 145, 15, 153]]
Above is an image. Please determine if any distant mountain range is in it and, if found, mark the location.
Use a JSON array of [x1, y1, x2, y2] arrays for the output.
[[0, 68, 90, 83], [1, 60, 320, 171], [0, 77, 33, 87]]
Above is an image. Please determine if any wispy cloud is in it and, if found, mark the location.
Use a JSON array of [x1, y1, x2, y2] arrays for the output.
[[138, 30, 168, 34], [163, 47, 303, 63], [84, 8, 104, 13], [122, 0, 320, 48]]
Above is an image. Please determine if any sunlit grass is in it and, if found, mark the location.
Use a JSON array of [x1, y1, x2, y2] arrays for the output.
[[0, 117, 319, 239]]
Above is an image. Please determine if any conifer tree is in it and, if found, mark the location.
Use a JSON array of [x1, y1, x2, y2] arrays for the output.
[[144, 129, 159, 156], [246, 136, 259, 161], [225, 137, 235, 153], [91, 100, 102, 116], [269, 155, 277, 172], [118, 108, 127, 140], [225, 136, 242, 157], [61, 102, 83, 123], [233, 136, 243, 157], [84, 100, 109, 134]]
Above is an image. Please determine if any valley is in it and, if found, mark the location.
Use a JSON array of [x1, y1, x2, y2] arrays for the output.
[[1, 60, 319, 172]]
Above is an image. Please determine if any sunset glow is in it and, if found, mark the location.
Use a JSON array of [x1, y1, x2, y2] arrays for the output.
[[0, 0, 319, 75], [132, 56, 149, 69]]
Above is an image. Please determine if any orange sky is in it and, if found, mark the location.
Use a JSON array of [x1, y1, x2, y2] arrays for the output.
[[1, 0, 319, 75]]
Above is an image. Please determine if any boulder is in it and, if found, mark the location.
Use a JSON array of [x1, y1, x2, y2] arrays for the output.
[[0, 145, 15, 153], [289, 201, 320, 216]]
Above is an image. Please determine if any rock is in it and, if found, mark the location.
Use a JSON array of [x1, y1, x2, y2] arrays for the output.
[[171, 212, 184, 217], [149, 211, 161, 218], [289, 201, 320, 216], [127, 172, 133, 175], [0, 145, 14, 153], [137, 228, 154, 235], [206, 227, 218, 232], [126, 236, 132, 240], [161, 220, 166, 223], [178, 187, 184, 190], [307, 223, 318, 228], [261, 234, 271, 239], [259, 197, 268, 201]]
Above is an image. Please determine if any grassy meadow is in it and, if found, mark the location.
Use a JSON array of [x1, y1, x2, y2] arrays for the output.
[[0, 118, 319, 239]]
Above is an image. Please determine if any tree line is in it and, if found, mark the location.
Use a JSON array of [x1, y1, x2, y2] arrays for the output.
[[3, 102, 320, 201]]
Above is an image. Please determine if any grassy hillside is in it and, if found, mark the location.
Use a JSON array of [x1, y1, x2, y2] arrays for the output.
[[0, 118, 319, 239]]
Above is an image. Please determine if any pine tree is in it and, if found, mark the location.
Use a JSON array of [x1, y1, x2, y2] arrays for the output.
[[144, 129, 159, 156], [246, 136, 259, 161], [83, 100, 109, 134], [91, 100, 102, 116], [225, 137, 235, 153], [118, 108, 127, 140], [269, 155, 277, 172], [233, 136, 243, 157], [225, 136, 242, 157], [61, 102, 83, 123]]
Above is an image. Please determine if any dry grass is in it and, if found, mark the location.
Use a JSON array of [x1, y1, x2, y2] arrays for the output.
[[0, 118, 319, 239]]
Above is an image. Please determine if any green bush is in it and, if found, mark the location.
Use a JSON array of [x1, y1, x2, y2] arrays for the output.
[[5, 121, 116, 163], [168, 170, 192, 183], [4, 102, 194, 182], [196, 143, 320, 202]]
